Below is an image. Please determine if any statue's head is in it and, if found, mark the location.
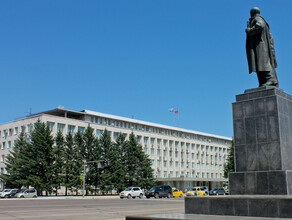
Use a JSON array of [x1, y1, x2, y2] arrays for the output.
[[250, 7, 260, 18]]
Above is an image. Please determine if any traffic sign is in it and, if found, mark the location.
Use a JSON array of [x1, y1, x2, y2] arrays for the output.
[[80, 173, 84, 180]]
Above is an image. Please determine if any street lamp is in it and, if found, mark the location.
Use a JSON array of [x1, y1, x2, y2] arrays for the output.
[[82, 160, 103, 198]]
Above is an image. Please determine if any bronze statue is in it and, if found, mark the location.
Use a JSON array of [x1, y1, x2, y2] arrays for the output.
[[246, 7, 279, 87]]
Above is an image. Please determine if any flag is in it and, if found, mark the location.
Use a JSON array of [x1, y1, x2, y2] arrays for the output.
[[175, 110, 178, 114], [169, 108, 174, 112]]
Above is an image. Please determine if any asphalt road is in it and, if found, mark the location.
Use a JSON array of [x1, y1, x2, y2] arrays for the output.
[[0, 196, 184, 220], [1, 196, 291, 220]]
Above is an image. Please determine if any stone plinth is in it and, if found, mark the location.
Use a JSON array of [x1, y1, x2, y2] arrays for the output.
[[230, 87, 292, 195], [185, 195, 292, 218], [185, 87, 292, 218]]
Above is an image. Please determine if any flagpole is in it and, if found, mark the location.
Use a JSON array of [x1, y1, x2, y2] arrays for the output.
[[173, 111, 175, 127]]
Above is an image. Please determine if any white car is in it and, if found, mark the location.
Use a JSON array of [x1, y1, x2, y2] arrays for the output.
[[15, 189, 37, 198], [120, 187, 144, 199], [0, 189, 17, 198]]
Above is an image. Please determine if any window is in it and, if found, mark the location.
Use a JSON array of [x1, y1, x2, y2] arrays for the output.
[[1, 155, 4, 162], [2, 142, 5, 150], [157, 171, 161, 177], [151, 148, 154, 156], [175, 161, 179, 168], [163, 140, 167, 146], [96, 129, 102, 137], [181, 142, 185, 151], [164, 171, 167, 177], [113, 132, 119, 140], [157, 160, 161, 167], [57, 123, 65, 132], [14, 127, 18, 135], [9, 128, 13, 136], [78, 127, 85, 133], [157, 139, 161, 147], [21, 126, 25, 132], [157, 149, 161, 156], [27, 124, 33, 133], [47, 122, 55, 131], [67, 125, 75, 134], [8, 141, 11, 149], [3, 130, 7, 138]]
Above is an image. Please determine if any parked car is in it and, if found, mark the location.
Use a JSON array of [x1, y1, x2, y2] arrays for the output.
[[209, 187, 226, 196], [145, 185, 172, 199], [6, 189, 22, 198], [172, 188, 183, 198], [120, 187, 144, 199], [15, 189, 37, 198], [200, 186, 209, 195], [186, 187, 206, 196], [0, 189, 17, 198]]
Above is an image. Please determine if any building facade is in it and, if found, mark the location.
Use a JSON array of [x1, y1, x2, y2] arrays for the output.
[[0, 107, 232, 190]]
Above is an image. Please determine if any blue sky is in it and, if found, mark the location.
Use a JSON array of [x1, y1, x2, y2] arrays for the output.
[[1, 0, 291, 138]]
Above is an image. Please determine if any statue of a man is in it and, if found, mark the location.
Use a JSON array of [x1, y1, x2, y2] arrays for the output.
[[246, 7, 279, 87]]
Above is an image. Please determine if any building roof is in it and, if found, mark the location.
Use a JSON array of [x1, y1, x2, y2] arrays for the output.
[[3, 107, 231, 141]]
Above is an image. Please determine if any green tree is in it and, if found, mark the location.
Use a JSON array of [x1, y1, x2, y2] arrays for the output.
[[224, 140, 235, 178], [86, 136, 101, 195], [82, 126, 100, 194], [98, 129, 113, 194], [113, 133, 127, 192], [52, 130, 65, 195], [124, 133, 155, 188], [105, 133, 125, 193], [136, 153, 155, 189], [27, 120, 55, 195], [64, 132, 79, 195], [0, 132, 29, 188], [73, 131, 84, 194]]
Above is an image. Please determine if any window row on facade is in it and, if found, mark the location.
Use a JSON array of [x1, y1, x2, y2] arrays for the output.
[[87, 115, 228, 145], [157, 170, 223, 179]]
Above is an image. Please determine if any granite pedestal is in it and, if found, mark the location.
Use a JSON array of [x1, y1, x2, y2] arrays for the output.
[[185, 87, 292, 218], [230, 87, 292, 195]]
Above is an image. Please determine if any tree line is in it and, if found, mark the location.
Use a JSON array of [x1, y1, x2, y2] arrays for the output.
[[1, 120, 155, 195]]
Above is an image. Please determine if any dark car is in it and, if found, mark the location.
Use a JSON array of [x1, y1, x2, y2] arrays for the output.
[[145, 185, 172, 199], [5, 189, 21, 198], [209, 187, 226, 196]]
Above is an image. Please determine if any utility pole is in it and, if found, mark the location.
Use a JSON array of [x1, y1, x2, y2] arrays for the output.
[[82, 160, 103, 198]]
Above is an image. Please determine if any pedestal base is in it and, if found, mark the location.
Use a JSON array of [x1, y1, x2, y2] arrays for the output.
[[185, 196, 292, 218], [229, 170, 292, 195]]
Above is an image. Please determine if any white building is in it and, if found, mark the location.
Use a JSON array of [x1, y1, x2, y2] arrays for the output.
[[0, 107, 232, 190]]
